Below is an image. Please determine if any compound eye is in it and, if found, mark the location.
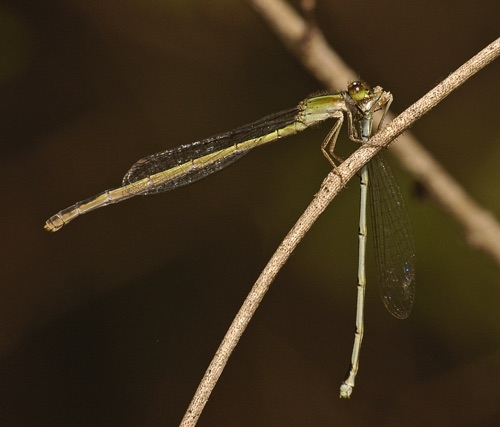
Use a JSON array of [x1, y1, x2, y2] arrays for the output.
[[348, 81, 370, 101]]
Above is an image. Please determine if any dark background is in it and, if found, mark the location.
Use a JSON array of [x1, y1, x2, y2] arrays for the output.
[[1, 1, 499, 425]]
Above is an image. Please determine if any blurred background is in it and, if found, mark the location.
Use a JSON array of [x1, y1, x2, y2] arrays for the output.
[[1, 0, 499, 425]]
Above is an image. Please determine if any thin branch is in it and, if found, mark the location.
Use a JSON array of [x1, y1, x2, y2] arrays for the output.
[[247, 0, 500, 265], [180, 31, 500, 426]]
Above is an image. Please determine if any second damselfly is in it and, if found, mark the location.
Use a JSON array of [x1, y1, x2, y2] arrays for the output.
[[44, 81, 416, 397]]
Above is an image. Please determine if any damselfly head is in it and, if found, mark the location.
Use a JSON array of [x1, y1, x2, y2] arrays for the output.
[[347, 81, 371, 101]]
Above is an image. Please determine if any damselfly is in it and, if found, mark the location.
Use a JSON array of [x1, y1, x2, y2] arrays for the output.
[[44, 81, 416, 397]]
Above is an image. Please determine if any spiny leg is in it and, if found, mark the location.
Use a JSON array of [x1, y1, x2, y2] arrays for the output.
[[320, 112, 345, 168], [320, 112, 351, 192]]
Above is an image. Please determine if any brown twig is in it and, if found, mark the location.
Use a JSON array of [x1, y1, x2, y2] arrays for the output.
[[179, 13, 500, 423]]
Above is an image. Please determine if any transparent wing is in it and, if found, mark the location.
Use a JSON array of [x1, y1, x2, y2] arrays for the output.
[[121, 107, 300, 194], [368, 153, 416, 319]]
